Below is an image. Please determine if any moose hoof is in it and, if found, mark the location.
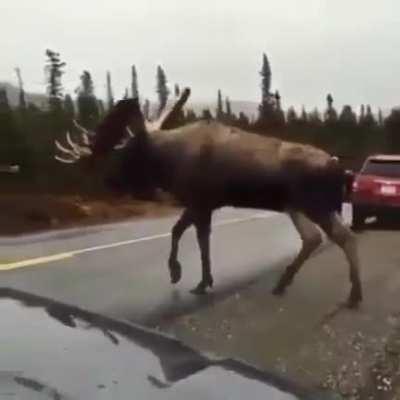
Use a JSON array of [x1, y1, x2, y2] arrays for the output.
[[272, 285, 286, 296], [169, 259, 182, 284], [190, 277, 213, 296], [346, 287, 363, 309]]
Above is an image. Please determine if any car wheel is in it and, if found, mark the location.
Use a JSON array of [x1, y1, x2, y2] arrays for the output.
[[352, 206, 366, 230]]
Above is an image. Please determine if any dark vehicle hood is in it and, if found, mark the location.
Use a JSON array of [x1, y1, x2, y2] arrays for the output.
[[0, 288, 329, 399]]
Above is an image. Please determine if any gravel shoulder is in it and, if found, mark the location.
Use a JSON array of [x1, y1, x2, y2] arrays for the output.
[[160, 227, 400, 399]]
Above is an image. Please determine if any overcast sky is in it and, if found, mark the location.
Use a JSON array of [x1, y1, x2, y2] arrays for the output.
[[1, 0, 399, 111]]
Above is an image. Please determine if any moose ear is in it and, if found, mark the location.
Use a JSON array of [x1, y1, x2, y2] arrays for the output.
[[91, 98, 145, 157]]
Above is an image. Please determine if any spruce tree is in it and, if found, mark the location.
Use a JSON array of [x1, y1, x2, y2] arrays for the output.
[[378, 108, 384, 126], [300, 106, 308, 123], [238, 112, 249, 128], [261, 53, 271, 103], [359, 104, 365, 125], [15, 67, 26, 110], [106, 71, 114, 110], [216, 89, 224, 120], [77, 70, 99, 128], [185, 109, 197, 122], [364, 105, 376, 127], [339, 105, 357, 126], [225, 97, 232, 118], [63, 94, 75, 119], [257, 53, 276, 127], [0, 87, 25, 165], [324, 93, 338, 124], [45, 49, 66, 112], [131, 65, 139, 98], [286, 107, 298, 125]]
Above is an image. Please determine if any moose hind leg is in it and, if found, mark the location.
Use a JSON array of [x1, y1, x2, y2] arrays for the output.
[[273, 211, 323, 296], [317, 212, 362, 308], [191, 210, 213, 295], [169, 209, 193, 284]]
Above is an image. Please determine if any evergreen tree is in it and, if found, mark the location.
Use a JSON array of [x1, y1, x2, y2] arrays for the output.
[[77, 70, 99, 128], [15, 67, 26, 110], [98, 99, 105, 117], [359, 104, 365, 125], [261, 53, 271, 103], [216, 89, 224, 120], [225, 97, 232, 118], [300, 106, 308, 123], [156, 65, 169, 117], [364, 105, 376, 127], [185, 109, 197, 122], [106, 71, 114, 110], [0, 87, 10, 112], [63, 94, 75, 119], [274, 91, 281, 111], [324, 93, 338, 124], [309, 108, 323, 126], [385, 108, 400, 151], [274, 91, 285, 126], [339, 105, 357, 126], [202, 109, 212, 120], [131, 65, 139, 98], [0, 87, 25, 165], [45, 49, 66, 111], [378, 108, 384, 126], [237, 112, 249, 129], [258, 53, 274, 124], [286, 106, 298, 125]]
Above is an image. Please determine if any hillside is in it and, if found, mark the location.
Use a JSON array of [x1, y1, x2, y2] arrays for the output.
[[0, 82, 47, 108], [0, 81, 258, 119]]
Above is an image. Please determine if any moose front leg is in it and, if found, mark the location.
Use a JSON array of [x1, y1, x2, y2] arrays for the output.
[[169, 209, 193, 284], [191, 210, 213, 295]]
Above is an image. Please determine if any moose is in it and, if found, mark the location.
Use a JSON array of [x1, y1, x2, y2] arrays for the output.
[[55, 88, 362, 308]]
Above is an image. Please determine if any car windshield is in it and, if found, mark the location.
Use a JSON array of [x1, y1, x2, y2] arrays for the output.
[[362, 160, 400, 178], [3, 1, 400, 399]]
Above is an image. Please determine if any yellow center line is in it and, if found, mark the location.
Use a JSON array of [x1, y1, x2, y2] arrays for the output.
[[0, 213, 271, 272], [0, 253, 74, 271]]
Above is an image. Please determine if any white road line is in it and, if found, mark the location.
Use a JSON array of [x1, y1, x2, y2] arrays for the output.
[[0, 213, 272, 271]]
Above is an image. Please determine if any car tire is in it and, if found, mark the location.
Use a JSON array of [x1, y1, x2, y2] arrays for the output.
[[352, 206, 366, 230]]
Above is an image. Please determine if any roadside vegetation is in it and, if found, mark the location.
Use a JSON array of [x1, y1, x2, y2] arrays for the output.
[[1, 50, 399, 234]]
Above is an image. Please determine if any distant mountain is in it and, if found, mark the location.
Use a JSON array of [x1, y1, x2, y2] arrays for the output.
[[0, 82, 47, 108], [188, 100, 259, 121], [148, 99, 259, 121], [0, 82, 260, 119]]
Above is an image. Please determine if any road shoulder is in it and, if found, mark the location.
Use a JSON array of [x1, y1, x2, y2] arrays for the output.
[[160, 228, 400, 399]]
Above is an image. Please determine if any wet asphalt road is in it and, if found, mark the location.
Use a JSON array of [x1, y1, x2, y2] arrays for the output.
[[0, 207, 351, 325]]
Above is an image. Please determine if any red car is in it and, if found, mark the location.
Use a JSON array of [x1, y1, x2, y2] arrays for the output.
[[351, 154, 400, 228]]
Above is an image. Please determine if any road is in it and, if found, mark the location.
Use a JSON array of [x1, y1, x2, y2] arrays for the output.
[[0, 206, 352, 325]]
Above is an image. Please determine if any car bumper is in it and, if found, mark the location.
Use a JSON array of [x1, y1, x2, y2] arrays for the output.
[[352, 202, 400, 217]]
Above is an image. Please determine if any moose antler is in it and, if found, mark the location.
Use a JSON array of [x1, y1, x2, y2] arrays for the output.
[[55, 87, 191, 164], [72, 119, 91, 146], [148, 87, 191, 131]]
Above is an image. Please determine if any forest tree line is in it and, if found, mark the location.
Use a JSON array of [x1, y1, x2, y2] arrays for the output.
[[1, 50, 400, 192]]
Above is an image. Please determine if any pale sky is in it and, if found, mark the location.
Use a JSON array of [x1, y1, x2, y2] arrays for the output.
[[1, 0, 400, 111]]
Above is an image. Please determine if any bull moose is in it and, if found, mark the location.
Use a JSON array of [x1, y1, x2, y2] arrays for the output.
[[55, 88, 362, 308]]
